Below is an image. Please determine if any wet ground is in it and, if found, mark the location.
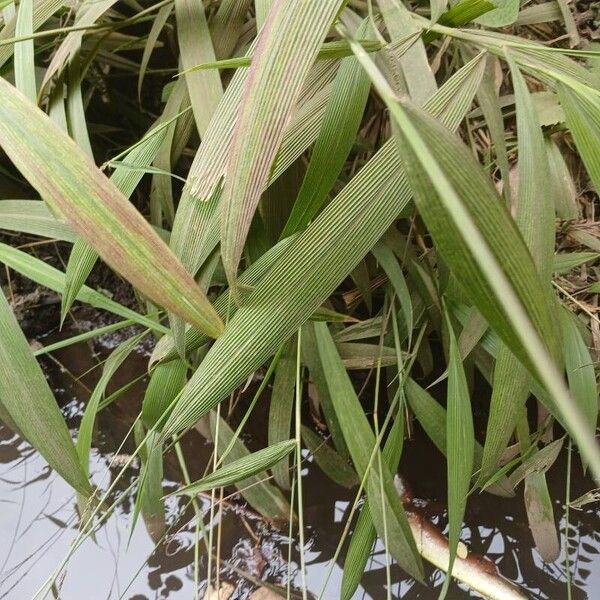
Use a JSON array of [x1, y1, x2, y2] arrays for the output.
[[0, 322, 599, 600]]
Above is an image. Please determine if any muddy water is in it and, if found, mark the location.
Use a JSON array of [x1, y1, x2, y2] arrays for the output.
[[0, 328, 599, 599]]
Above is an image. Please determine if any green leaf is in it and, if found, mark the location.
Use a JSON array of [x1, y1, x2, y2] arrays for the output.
[[268, 338, 297, 490], [175, 435, 295, 499], [14, 0, 35, 102], [341, 410, 405, 600], [553, 252, 598, 274], [0, 286, 91, 496], [561, 310, 598, 436], [476, 0, 519, 27], [349, 42, 600, 481], [76, 334, 144, 475], [377, 0, 437, 105], [161, 53, 487, 439], [61, 108, 183, 321], [220, 0, 344, 290], [175, 0, 222, 135], [0, 199, 77, 241], [313, 322, 423, 580], [558, 84, 600, 193], [280, 19, 374, 237], [142, 360, 188, 430], [0, 78, 224, 338], [301, 426, 358, 489], [440, 311, 474, 598], [480, 56, 557, 484]]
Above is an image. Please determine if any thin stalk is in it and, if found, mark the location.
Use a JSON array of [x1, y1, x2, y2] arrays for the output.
[[294, 328, 308, 600]]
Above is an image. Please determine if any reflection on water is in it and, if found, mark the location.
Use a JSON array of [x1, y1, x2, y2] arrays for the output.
[[0, 330, 599, 599]]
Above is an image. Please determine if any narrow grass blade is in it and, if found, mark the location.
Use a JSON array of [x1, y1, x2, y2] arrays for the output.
[[175, 0, 222, 135], [0, 287, 91, 496], [142, 360, 188, 429], [301, 425, 358, 489], [561, 310, 598, 437], [377, 0, 437, 105], [557, 84, 600, 193], [0, 79, 223, 338], [14, 0, 35, 102], [138, 3, 172, 99], [62, 109, 180, 321], [173, 440, 295, 497], [76, 334, 143, 475], [268, 338, 297, 489], [440, 312, 474, 598], [341, 411, 405, 600], [0, 241, 168, 334], [0, 200, 76, 241], [281, 19, 373, 238], [480, 56, 556, 483]]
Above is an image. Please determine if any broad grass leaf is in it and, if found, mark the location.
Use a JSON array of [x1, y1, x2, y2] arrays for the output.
[[160, 54, 487, 440], [301, 322, 349, 459], [440, 312, 474, 598], [142, 360, 188, 430], [350, 45, 600, 479], [220, 0, 343, 290], [553, 252, 598, 274], [560, 310, 598, 437], [475, 0, 519, 26], [61, 109, 180, 321], [372, 241, 413, 339], [480, 57, 557, 484], [134, 426, 165, 542], [150, 237, 295, 366], [0, 199, 77, 241], [76, 334, 144, 475], [405, 378, 514, 497], [14, 0, 35, 101], [138, 3, 172, 99], [546, 138, 580, 221], [0, 78, 223, 338], [377, 0, 437, 105], [524, 472, 560, 561], [313, 322, 423, 580], [210, 0, 252, 60], [0, 287, 91, 496], [508, 438, 564, 488]]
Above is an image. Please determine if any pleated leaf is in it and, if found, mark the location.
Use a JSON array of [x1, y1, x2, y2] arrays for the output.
[[161, 54, 487, 440], [348, 42, 600, 479], [220, 0, 343, 289], [0, 78, 223, 338], [558, 83, 600, 193]]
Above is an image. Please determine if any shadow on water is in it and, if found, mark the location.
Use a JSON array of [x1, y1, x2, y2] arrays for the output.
[[0, 323, 599, 599]]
